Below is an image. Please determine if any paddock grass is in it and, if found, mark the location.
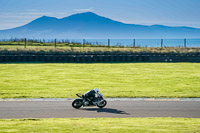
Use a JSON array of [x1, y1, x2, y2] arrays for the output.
[[0, 118, 199, 133], [0, 63, 199, 98]]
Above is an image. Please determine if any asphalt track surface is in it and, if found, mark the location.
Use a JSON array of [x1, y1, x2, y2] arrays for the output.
[[0, 100, 200, 119]]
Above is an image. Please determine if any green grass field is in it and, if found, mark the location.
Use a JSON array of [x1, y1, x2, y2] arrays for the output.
[[0, 118, 199, 133], [0, 63, 199, 98]]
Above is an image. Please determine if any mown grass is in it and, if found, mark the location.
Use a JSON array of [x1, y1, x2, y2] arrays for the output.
[[0, 63, 199, 98], [0, 118, 199, 133]]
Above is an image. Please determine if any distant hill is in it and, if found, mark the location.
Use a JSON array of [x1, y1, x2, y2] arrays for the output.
[[0, 12, 200, 39]]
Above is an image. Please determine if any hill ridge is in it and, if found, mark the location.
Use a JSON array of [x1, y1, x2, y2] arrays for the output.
[[0, 12, 200, 39]]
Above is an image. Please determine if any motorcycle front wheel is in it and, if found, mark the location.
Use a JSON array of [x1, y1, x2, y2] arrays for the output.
[[97, 100, 107, 108], [72, 99, 83, 109]]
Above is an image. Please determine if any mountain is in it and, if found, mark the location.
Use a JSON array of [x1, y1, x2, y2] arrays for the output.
[[0, 12, 200, 39]]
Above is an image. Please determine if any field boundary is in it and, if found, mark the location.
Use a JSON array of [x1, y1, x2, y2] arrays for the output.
[[0, 53, 200, 63]]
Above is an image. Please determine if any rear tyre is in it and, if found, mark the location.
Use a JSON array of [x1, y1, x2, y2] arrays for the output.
[[72, 99, 83, 109], [97, 100, 107, 108]]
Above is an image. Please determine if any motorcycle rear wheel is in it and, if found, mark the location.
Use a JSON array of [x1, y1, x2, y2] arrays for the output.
[[97, 100, 107, 108], [72, 99, 83, 109]]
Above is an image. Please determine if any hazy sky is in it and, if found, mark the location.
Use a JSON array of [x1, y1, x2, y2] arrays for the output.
[[0, 0, 200, 30]]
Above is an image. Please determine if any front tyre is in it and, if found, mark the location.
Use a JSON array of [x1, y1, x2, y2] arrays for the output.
[[97, 100, 107, 108], [72, 99, 83, 109]]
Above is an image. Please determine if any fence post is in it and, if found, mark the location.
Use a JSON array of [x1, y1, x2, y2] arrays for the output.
[[108, 39, 110, 48], [133, 39, 136, 47], [24, 38, 27, 48], [55, 39, 56, 48], [184, 38, 187, 48], [161, 39, 163, 48], [83, 39, 85, 48]]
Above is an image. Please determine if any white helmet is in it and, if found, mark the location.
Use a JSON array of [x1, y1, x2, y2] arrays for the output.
[[94, 88, 99, 93]]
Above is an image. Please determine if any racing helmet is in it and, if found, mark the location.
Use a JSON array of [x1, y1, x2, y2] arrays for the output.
[[94, 88, 99, 93]]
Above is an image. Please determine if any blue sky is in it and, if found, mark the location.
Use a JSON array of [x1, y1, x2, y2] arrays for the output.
[[0, 0, 200, 30]]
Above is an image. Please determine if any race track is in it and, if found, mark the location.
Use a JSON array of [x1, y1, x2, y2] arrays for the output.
[[0, 100, 200, 119]]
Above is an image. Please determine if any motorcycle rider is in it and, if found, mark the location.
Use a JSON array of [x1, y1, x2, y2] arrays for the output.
[[84, 88, 100, 105], [72, 88, 107, 109]]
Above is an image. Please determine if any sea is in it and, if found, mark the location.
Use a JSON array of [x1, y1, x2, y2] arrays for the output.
[[57, 38, 200, 47]]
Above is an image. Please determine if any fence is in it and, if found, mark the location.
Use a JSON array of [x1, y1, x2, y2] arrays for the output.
[[0, 38, 200, 48], [0, 53, 200, 63]]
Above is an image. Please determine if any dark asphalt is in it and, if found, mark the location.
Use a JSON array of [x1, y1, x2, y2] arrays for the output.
[[0, 101, 200, 119]]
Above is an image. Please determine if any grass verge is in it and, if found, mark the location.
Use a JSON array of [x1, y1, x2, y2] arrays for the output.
[[0, 46, 200, 55], [0, 63, 200, 98], [0, 118, 200, 133]]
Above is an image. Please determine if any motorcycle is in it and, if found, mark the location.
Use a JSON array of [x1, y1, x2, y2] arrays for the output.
[[72, 93, 107, 109]]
